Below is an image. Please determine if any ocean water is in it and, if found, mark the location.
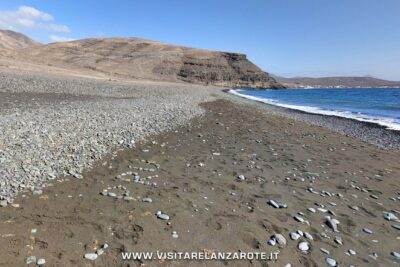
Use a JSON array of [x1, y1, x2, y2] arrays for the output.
[[229, 88, 400, 131]]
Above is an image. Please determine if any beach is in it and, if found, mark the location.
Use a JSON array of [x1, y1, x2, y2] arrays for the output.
[[0, 72, 400, 266]]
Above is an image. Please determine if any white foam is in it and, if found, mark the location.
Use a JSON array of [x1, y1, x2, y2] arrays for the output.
[[229, 89, 400, 131]]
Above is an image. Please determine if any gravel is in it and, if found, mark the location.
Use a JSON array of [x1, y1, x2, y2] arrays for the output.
[[0, 71, 216, 202]]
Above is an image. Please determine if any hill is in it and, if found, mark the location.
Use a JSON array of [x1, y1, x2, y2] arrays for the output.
[[11, 36, 282, 88], [0, 29, 40, 50], [273, 75, 400, 88]]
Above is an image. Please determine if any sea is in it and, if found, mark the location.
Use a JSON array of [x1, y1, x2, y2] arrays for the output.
[[229, 88, 400, 131]]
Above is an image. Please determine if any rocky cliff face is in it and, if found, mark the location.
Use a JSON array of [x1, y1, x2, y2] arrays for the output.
[[177, 52, 282, 88]]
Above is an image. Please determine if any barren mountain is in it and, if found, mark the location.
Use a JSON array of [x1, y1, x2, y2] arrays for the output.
[[0, 29, 40, 50], [17, 38, 282, 88], [274, 75, 400, 88]]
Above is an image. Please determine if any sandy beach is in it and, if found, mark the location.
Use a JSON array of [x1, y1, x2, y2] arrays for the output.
[[0, 74, 399, 266]]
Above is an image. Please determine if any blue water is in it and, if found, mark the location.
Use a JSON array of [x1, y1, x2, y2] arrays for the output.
[[230, 88, 400, 131]]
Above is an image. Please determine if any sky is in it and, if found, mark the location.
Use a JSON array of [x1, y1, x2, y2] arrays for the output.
[[0, 0, 399, 80]]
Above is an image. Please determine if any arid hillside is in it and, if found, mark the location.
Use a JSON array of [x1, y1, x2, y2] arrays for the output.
[[0, 29, 40, 50], [0, 30, 282, 88], [20, 38, 281, 88]]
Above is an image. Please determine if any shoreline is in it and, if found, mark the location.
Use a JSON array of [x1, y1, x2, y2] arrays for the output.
[[222, 89, 400, 150]]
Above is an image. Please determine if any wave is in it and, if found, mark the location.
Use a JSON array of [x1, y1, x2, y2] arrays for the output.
[[228, 89, 400, 131]]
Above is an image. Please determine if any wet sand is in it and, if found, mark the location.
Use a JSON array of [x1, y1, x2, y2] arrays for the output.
[[1, 99, 399, 266]]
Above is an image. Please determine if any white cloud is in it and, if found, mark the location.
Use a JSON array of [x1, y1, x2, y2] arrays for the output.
[[0, 6, 70, 33], [49, 35, 75, 42]]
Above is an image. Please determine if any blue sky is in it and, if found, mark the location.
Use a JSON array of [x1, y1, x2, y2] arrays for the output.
[[0, 0, 399, 80]]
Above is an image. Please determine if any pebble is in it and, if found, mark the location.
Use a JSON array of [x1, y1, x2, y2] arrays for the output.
[[349, 205, 359, 211], [348, 249, 356, 255], [272, 233, 287, 247], [334, 236, 343, 245], [392, 224, 400, 230], [156, 211, 170, 220], [298, 241, 310, 252], [237, 175, 246, 181], [0, 200, 7, 207], [304, 232, 313, 240], [362, 227, 373, 234], [290, 232, 301, 240], [33, 190, 43, 195], [267, 199, 279, 209], [294, 215, 305, 223], [37, 258, 46, 265], [84, 253, 98, 260], [325, 257, 337, 266], [383, 212, 399, 221], [391, 251, 400, 259], [267, 238, 276, 246], [107, 192, 117, 198], [26, 256, 36, 264], [320, 247, 330, 254], [307, 207, 316, 213], [142, 197, 153, 203], [172, 231, 179, 239], [325, 216, 339, 232], [0, 72, 212, 202]]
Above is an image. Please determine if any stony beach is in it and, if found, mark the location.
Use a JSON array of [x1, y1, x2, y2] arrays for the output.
[[0, 71, 400, 266]]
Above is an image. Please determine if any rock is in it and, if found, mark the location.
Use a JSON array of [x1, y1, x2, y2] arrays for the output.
[[272, 233, 287, 247], [172, 231, 179, 239], [107, 192, 117, 198], [362, 228, 373, 234], [349, 205, 359, 211], [0, 200, 7, 207], [348, 249, 356, 255], [96, 249, 104, 255], [383, 212, 399, 221], [298, 241, 310, 252], [102, 243, 109, 249], [307, 207, 316, 213], [37, 258, 46, 265], [325, 216, 339, 232], [325, 257, 337, 266], [304, 232, 313, 240], [33, 190, 43, 195], [84, 253, 98, 260], [267, 199, 287, 209], [320, 247, 330, 254], [267, 238, 276, 246], [296, 230, 303, 236], [334, 236, 343, 245], [142, 197, 153, 203], [392, 224, 400, 230], [290, 232, 301, 240], [26, 256, 36, 264], [391, 251, 400, 259], [268, 199, 280, 209], [237, 175, 246, 181], [294, 215, 305, 223], [156, 211, 170, 220]]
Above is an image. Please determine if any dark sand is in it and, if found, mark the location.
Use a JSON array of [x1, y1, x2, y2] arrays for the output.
[[1, 99, 399, 266]]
